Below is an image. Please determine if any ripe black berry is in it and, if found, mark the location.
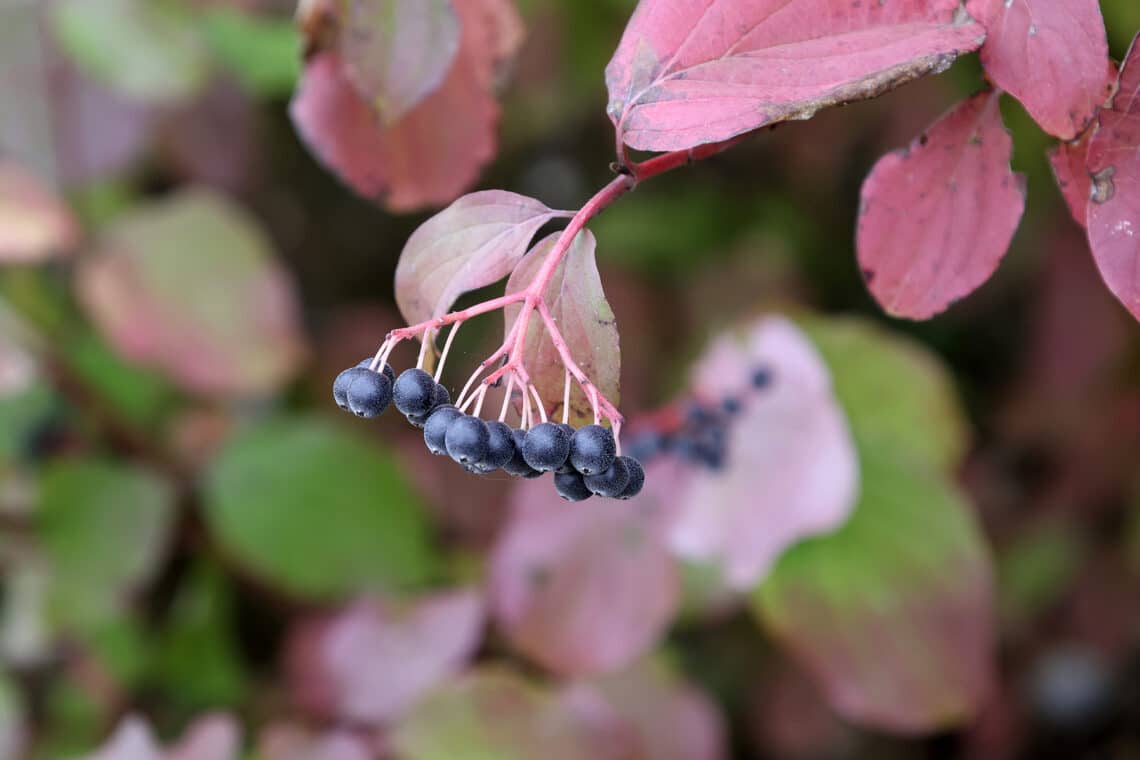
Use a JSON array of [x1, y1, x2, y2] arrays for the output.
[[423, 405, 461, 455], [568, 424, 616, 475], [406, 411, 430, 428], [554, 471, 592, 502], [356, 357, 395, 384], [751, 366, 772, 389], [394, 369, 437, 416], [433, 383, 451, 407], [480, 421, 516, 471], [522, 422, 571, 472], [503, 428, 541, 478], [584, 456, 630, 498], [616, 456, 644, 500], [625, 431, 666, 462], [445, 415, 490, 465], [721, 397, 742, 415], [346, 370, 392, 418], [333, 366, 371, 410]]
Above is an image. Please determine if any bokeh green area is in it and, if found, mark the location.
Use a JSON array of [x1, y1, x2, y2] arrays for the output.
[[1, 0, 1139, 758]]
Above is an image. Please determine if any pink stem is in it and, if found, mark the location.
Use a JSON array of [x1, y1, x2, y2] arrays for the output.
[[537, 300, 623, 427]]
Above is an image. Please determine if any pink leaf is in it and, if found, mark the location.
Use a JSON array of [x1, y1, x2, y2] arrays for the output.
[[503, 230, 620, 425], [0, 163, 78, 262], [670, 316, 859, 590], [1085, 34, 1140, 321], [592, 658, 727, 760], [342, 0, 460, 125], [1048, 127, 1094, 228], [489, 471, 679, 676], [258, 725, 372, 760], [966, 0, 1113, 140], [605, 0, 984, 152], [395, 191, 566, 325], [77, 190, 307, 397], [290, 0, 522, 211], [857, 91, 1026, 319], [82, 714, 240, 760], [287, 589, 484, 724]]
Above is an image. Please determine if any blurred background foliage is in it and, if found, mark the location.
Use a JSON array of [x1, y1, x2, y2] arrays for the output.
[[0, 0, 1139, 758]]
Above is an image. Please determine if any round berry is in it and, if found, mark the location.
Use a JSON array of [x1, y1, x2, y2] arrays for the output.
[[721, 397, 742, 415], [584, 456, 630, 498], [503, 428, 541, 478], [433, 383, 451, 407], [554, 471, 592, 502], [625, 431, 665, 462], [616, 457, 644, 500], [751, 366, 772, 389], [522, 422, 571, 472], [333, 366, 371, 411], [423, 405, 462, 455], [346, 371, 392, 418], [568, 424, 616, 475], [479, 421, 516, 471], [406, 411, 430, 429], [445, 415, 490, 465], [394, 369, 437, 416], [356, 357, 396, 384]]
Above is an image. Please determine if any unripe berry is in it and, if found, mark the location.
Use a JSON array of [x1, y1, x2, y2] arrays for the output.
[[584, 456, 630, 498], [333, 366, 372, 410], [394, 369, 437, 416], [445, 415, 490, 465], [522, 422, 571, 472], [480, 421, 516, 471], [554, 471, 592, 502], [616, 457, 644, 500], [503, 428, 541, 478], [346, 371, 392, 418], [423, 405, 461, 455], [568, 424, 616, 475]]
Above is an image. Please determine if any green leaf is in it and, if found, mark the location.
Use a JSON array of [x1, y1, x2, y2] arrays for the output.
[[204, 9, 301, 98], [64, 331, 174, 429], [752, 438, 994, 733], [204, 417, 438, 599], [51, 0, 210, 104], [149, 563, 247, 708], [803, 317, 969, 472], [0, 384, 53, 463], [37, 460, 176, 631]]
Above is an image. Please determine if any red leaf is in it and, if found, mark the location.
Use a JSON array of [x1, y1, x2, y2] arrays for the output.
[[489, 471, 679, 676], [503, 230, 620, 426], [966, 0, 1113, 140], [290, 0, 522, 211], [287, 589, 484, 724], [857, 91, 1026, 319], [1048, 127, 1094, 228], [0, 163, 78, 262], [77, 190, 307, 397], [341, 0, 460, 125], [395, 191, 567, 326], [671, 317, 858, 589], [605, 0, 984, 152], [1085, 34, 1140, 321]]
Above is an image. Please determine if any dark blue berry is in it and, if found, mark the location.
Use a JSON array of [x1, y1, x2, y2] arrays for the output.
[[394, 369, 437, 416], [356, 357, 395, 384], [445, 415, 490, 465], [479, 421, 516, 471], [522, 422, 571, 472], [433, 383, 451, 407], [406, 411, 430, 429], [584, 456, 630, 498], [423, 405, 461, 455], [333, 366, 371, 410], [625, 431, 664, 462], [503, 428, 541, 478], [554, 471, 592, 502], [346, 371, 392, 418], [616, 457, 644, 500], [751, 366, 772, 389], [568, 424, 616, 475], [721, 397, 742, 415]]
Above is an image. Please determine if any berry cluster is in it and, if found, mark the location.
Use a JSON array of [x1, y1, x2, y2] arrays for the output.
[[625, 366, 772, 472], [333, 359, 644, 501]]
